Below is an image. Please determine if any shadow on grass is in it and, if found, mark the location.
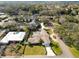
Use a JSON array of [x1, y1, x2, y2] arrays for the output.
[[27, 43, 43, 47]]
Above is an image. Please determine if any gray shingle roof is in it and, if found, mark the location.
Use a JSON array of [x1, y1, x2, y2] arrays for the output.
[[28, 29, 50, 44]]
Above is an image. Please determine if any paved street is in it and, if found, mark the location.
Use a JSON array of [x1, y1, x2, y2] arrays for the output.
[[50, 29, 74, 58]]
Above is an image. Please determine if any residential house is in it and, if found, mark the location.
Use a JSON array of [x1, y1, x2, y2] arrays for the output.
[[0, 32, 26, 44], [28, 29, 50, 45]]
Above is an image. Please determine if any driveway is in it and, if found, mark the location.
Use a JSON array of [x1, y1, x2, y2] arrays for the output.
[[45, 46, 56, 56]]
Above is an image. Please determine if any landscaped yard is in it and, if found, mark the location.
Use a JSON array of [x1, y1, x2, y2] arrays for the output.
[[69, 46, 79, 58], [17, 45, 25, 54], [4, 44, 17, 56], [45, 29, 53, 34], [51, 41, 62, 55], [24, 45, 46, 55]]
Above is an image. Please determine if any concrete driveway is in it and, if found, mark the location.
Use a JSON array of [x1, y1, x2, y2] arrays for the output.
[[45, 46, 56, 56]]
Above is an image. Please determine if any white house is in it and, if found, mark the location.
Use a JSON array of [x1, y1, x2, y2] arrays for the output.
[[0, 32, 26, 44]]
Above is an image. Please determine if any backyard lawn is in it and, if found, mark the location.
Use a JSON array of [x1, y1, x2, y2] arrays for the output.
[[69, 46, 79, 58], [24, 45, 46, 55]]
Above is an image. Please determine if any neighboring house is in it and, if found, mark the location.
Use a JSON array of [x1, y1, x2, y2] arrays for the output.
[[0, 12, 5, 15], [28, 29, 50, 45], [0, 32, 26, 44], [0, 14, 17, 28], [0, 14, 8, 20], [0, 20, 17, 28], [17, 25, 25, 31], [0, 32, 26, 56]]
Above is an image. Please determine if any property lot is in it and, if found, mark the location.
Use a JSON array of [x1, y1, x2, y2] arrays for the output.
[[24, 45, 46, 55], [3, 44, 46, 56]]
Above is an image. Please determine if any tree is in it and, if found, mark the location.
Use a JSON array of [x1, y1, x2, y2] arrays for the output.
[[4, 6, 19, 15], [70, 10, 78, 16], [28, 20, 41, 31]]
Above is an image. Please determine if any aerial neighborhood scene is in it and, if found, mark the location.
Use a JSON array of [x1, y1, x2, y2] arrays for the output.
[[0, 1, 79, 58]]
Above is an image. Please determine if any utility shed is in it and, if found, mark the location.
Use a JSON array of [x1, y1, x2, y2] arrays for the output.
[[0, 32, 26, 44]]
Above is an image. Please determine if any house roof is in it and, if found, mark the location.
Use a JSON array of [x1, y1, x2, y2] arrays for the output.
[[28, 29, 50, 44], [28, 37, 40, 44], [0, 15, 7, 19], [40, 30, 50, 44], [0, 32, 26, 44], [28, 31, 41, 44], [0, 20, 17, 28]]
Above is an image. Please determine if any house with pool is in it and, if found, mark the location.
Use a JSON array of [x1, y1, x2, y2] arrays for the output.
[[0, 32, 26, 44]]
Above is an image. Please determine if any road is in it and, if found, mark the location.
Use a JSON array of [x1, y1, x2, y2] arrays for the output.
[[50, 29, 74, 58]]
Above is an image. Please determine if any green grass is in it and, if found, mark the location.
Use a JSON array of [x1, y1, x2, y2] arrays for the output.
[[69, 46, 79, 58], [51, 41, 62, 55], [45, 29, 52, 34], [24, 45, 46, 55]]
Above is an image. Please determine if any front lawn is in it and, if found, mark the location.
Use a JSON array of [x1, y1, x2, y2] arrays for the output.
[[24, 45, 46, 55], [51, 41, 62, 55], [69, 46, 79, 58]]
